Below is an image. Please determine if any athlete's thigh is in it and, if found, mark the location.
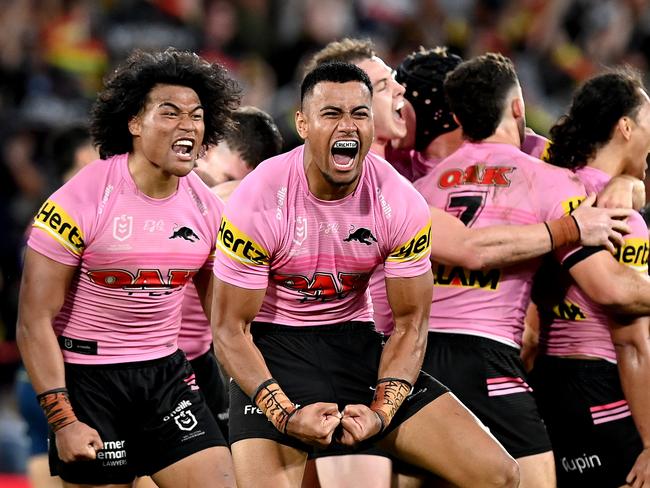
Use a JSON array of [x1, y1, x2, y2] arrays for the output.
[[232, 438, 308, 488], [517, 451, 556, 488], [379, 392, 518, 487], [151, 446, 234, 488], [315, 454, 391, 488]]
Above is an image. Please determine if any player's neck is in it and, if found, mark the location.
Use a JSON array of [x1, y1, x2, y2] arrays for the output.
[[423, 129, 463, 160], [482, 121, 521, 148], [588, 143, 627, 177], [370, 139, 386, 158], [128, 154, 180, 199]]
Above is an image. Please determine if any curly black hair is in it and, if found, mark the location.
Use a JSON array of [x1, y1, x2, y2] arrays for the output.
[[547, 68, 645, 170], [444, 53, 519, 142], [395, 46, 463, 151], [91, 47, 241, 158]]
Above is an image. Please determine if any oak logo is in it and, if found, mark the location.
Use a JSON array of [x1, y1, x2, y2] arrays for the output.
[[33, 200, 85, 255], [438, 165, 514, 189], [273, 271, 368, 302], [87, 268, 196, 289], [387, 224, 431, 263], [217, 216, 269, 266], [433, 264, 501, 290]]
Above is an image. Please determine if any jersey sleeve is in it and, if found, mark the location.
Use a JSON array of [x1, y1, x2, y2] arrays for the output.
[[212, 177, 276, 290], [383, 184, 432, 279], [27, 179, 93, 266]]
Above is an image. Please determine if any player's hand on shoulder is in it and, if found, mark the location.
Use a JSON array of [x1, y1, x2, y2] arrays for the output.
[[627, 446, 650, 488], [598, 174, 646, 211], [572, 193, 632, 253], [55, 420, 103, 462], [285, 402, 341, 447], [338, 404, 382, 446]]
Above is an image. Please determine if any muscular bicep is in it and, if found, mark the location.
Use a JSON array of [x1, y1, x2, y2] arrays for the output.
[[429, 207, 473, 266], [385, 270, 433, 333], [18, 247, 77, 326], [211, 276, 266, 333]]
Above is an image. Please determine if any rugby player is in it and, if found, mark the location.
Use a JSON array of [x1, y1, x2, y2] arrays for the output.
[[530, 70, 650, 487], [16, 48, 239, 488], [212, 61, 520, 488], [415, 52, 650, 488]]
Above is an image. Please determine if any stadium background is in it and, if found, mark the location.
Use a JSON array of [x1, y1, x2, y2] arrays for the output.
[[1, 0, 650, 482]]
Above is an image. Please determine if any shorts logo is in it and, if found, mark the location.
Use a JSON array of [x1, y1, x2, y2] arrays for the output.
[[217, 216, 269, 266], [294, 217, 308, 245], [387, 224, 431, 263], [33, 200, 85, 254], [113, 215, 133, 241], [174, 410, 198, 431], [97, 440, 127, 466], [561, 454, 602, 474], [170, 225, 200, 242], [344, 226, 377, 245], [64, 338, 73, 349]]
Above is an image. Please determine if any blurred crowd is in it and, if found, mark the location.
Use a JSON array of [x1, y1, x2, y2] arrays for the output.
[[1, 0, 650, 475]]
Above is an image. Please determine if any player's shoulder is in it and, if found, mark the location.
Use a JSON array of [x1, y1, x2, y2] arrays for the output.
[[184, 170, 224, 214]]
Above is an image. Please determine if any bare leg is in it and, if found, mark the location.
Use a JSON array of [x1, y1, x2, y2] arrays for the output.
[[232, 438, 307, 488], [151, 446, 235, 488], [27, 454, 63, 488], [517, 452, 555, 488], [316, 454, 391, 488], [379, 393, 519, 488]]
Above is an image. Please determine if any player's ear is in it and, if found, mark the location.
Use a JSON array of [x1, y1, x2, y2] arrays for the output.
[[617, 116, 633, 142], [295, 110, 308, 140], [128, 114, 142, 136], [512, 97, 524, 119]]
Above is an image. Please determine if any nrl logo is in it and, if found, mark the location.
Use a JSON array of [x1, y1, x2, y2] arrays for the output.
[[174, 410, 198, 431]]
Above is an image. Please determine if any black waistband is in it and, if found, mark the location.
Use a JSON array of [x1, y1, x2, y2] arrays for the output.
[[64, 349, 183, 370], [250, 321, 375, 336], [427, 331, 519, 353], [533, 354, 617, 374]]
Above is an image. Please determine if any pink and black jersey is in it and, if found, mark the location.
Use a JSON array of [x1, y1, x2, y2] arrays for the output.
[[539, 166, 649, 362], [28, 153, 222, 364], [414, 141, 586, 347], [213, 145, 432, 327]]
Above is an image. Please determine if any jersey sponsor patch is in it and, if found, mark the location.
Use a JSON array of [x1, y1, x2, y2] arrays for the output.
[[33, 199, 85, 255], [433, 264, 501, 291], [387, 224, 431, 263], [551, 299, 587, 321], [561, 196, 585, 215], [217, 216, 270, 266], [614, 237, 649, 272]]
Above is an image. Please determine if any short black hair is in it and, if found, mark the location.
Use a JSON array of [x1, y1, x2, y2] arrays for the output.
[[91, 47, 241, 158], [396, 46, 463, 150], [301, 62, 373, 106], [226, 106, 283, 169], [547, 69, 646, 170], [444, 53, 519, 142]]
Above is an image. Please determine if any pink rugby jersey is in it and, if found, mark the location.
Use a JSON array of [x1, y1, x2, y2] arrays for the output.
[[213, 145, 432, 326], [28, 154, 222, 364], [178, 283, 213, 361], [539, 166, 649, 362], [414, 142, 586, 347]]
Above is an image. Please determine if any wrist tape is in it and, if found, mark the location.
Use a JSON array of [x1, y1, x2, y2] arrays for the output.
[[545, 215, 581, 249], [369, 377, 413, 431], [37, 388, 78, 432], [252, 379, 297, 434]]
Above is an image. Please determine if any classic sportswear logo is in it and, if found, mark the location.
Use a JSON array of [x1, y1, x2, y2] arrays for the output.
[[33, 200, 85, 255], [217, 216, 269, 266], [169, 225, 200, 242], [387, 224, 431, 263], [344, 227, 377, 245]]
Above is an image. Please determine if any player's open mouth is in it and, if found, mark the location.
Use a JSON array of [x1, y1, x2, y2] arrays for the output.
[[394, 100, 405, 122], [331, 140, 359, 170], [172, 138, 195, 160]]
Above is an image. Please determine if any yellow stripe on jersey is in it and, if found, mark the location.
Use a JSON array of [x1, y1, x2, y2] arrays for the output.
[[32, 200, 85, 255], [615, 237, 649, 273], [561, 196, 585, 215], [217, 216, 270, 266], [387, 224, 431, 263], [540, 140, 551, 162]]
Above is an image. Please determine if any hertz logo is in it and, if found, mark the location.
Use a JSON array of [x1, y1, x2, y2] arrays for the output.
[[561, 196, 585, 215], [552, 300, 586, 321], [217, 216, 269, 266], [433, 264, 501, 290], [387, 224, 431, 263], [33, 200, 85, 255], [614, 238, 649, 272]]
